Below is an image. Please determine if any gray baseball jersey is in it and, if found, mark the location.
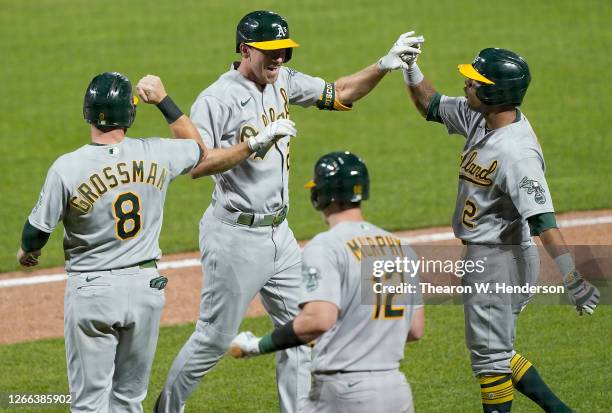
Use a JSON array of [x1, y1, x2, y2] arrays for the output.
[[300, 221, 421, 373], [430, 94, 552, 376], [432, 96, 554, 244], [28, 137, 200, 271], [190, 65, 328, 213], [156, 65, 347, 413]]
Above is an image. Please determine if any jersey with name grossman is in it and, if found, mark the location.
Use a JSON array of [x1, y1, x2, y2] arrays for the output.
[[300, 221, 422, 373], [28, 138, 200, 271], [434, 96, 555, 244], [191, 65, 327, 214]]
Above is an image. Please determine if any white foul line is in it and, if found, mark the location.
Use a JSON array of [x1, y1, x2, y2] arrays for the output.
[[2, 215, 611, 289]]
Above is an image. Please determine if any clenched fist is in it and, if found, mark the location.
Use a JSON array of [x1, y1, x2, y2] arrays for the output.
[[136, 75, 168, 104]]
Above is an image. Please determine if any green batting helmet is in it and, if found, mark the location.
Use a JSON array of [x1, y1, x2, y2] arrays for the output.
[[235, 10, 299, 62], [458, 48, 531, 106], [83, 72, 137, 129], [305, 151, 370, 210]]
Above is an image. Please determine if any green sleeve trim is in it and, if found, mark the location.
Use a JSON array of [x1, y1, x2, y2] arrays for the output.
[[258, 333, 275, 354], [527, 212, 557, 236], [21, 219, 51, 252], [426, 92, 443, 123], [258, 320, 306, 354]]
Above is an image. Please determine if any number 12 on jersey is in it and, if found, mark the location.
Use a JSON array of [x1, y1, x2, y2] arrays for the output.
[[113, 192, 142, 240], [372, 271, 405, 319]]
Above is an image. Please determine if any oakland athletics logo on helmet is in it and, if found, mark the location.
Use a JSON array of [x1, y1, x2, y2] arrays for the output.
[[235, 10, 300, 62], [458, 48, 531, 106]]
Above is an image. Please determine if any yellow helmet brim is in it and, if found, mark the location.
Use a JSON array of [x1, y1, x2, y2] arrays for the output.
[[246, 38, 300, 50], [458, 64, 495, 85]]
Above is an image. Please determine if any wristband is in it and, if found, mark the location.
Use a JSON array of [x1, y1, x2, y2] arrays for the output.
[[156, 95, 184, 124], [554, 253, 576, 279], [402, 63, 424, 86], [258, 320, 305, 354]]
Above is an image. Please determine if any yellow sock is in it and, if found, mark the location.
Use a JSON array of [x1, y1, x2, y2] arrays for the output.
[[510, 353, 533, 383], [480, 374, 514, 408]]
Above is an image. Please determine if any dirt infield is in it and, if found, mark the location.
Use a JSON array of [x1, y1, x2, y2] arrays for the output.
[[1, 209, 610, 344]]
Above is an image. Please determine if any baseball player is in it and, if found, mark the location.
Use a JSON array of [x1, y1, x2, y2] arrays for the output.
[[153, 10, 424, 413], [229, 151, 425, 413], [401, 47, 600, 412], [17, 72, 206, 412]]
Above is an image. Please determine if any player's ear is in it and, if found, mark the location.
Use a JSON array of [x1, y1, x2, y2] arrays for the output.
[[239, 43, 250, 59]]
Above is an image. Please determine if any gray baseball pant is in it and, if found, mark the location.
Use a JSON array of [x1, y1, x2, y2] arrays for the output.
[[461, 244, 539, 376], [64, 267, 164, 412], [155, 206, 310, 413], [303, 370, 414, 413]]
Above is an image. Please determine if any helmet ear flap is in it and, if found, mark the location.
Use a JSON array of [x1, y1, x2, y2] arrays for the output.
[[476, 84, 494, 105], [310, 184, 332, 211]]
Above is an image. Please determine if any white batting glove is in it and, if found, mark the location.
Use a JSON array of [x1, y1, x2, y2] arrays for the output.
[[563, 271, 600, 315], [377, 31, 425, 71], [247, 119, 296, 153], [136, 74, 167, 104], [228, 331, 262, 358]]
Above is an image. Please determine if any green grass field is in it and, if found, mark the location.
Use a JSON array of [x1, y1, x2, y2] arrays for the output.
[[1, 0, 611, 271], [0, 1, 610, 411], [0, 306, 609, 412]]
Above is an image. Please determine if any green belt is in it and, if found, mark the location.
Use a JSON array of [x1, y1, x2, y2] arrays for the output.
[[80, 259, 157, 273], [138, 259, 157, 269], [236, 206, 288, 227]]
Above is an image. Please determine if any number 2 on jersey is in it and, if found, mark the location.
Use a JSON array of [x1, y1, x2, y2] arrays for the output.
[[462, 199, 478, 229], [113, 192, 142, 240], [373, 271, 405, 319]]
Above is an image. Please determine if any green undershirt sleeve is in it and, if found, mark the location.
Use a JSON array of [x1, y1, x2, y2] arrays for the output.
[[527, 212, 558, 236], [258, 320, 306, 354], [426, 92, 443, 123], [21, 219, 51, 252]]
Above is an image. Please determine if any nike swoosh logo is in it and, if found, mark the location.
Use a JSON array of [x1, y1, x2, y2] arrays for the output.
[[85, 275, 102, 282], [240, 97, 252, 107], [347, 380, 362, 388]]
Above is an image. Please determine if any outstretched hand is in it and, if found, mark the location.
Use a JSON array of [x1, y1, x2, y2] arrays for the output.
[[378, 31, 425, 71]]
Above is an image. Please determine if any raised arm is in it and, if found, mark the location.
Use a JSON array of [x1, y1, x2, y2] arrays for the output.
[[137, 75, 297, 178], [334, 31, 424, 105], [406, 74, 438, 118], [136, 75, 207, 155], [398, 40, 439, 118]]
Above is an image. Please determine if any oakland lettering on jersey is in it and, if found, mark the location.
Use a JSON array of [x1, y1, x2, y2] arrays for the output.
[[70, 161, 169, 213], [459, 150, 498, 187], [345, 235, 404, 261], [239, 87, 291, 160]]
